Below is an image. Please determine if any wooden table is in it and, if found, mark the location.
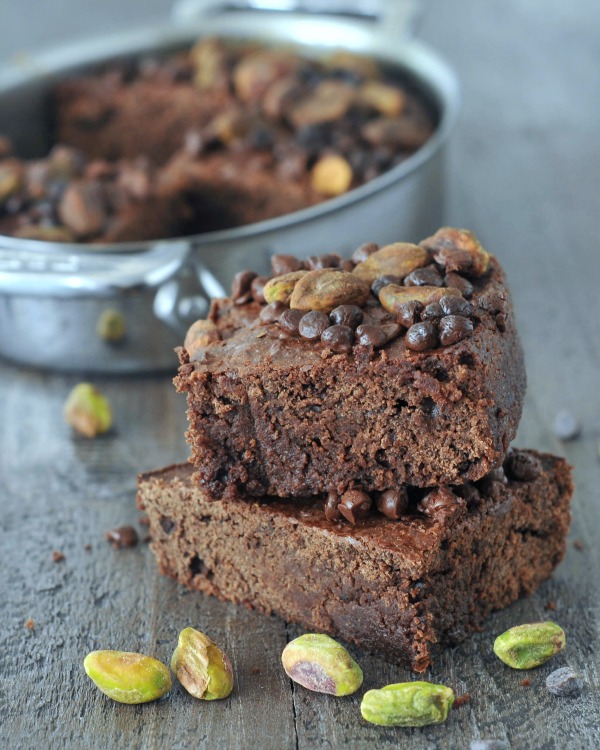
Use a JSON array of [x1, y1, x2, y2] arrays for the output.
[[1, 1, 599, 747]]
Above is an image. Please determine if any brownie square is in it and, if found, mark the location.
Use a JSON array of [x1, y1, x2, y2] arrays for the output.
[[175, 231, 526, 498], [137, 450, 572, 672]]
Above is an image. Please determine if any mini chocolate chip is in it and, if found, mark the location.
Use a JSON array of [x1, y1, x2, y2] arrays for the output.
[[271, 254, 303, 276], [299, 310, 330, 340], [329, 304, 363, 329], [231, 269, 258, 302], [438, 315, 474, 346], [105, 525, 139, 549], [478, 291, 506, 314], [279, 308, 304, 334], [418, 488, 464, 520], [405, 321, 438, 351], [338, 489, 372, 525], [351, 241, 379, 264], [404, 265, 443, 287], [371, 274, 402, 297], [260, 301, 287, 324], [421, 302, 443, 320], [504, 451, 542, 481], [250, 275, 269, 303], [381, 322, 402, 344], [321, 324, 354, 353], [324, 492, 341, 522], [306, 253, 340, 270], [546, 667, 584, 697], [356, 324, 387, 348], [455, 483, 482, 510], [439, 295, 473, 316], [159, 516, 175, 534], [552, 409, 581, 441], [436, 247, 473, 273], [444, 272, 474, 298], [396, 300, 423, 327], [377, 488, 408, 519]]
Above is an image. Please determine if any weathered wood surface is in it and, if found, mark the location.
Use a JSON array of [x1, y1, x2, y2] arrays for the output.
[[1, 1, 599, 748]]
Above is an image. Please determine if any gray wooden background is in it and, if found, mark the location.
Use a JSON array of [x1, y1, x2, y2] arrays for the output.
[[1, 1, 599, 748]]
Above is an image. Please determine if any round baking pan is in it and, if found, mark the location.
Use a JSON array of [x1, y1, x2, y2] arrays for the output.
[[0, 1, 459, 372]]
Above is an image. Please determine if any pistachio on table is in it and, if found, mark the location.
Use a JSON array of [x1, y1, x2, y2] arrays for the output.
[[64, 383, 112, 438], [281, 633, 363, 696], [493, 621, 566, 669], [263, 270, 308, 305], [171, 627, 234, 700], [352, 242, 430, 284], [83, 650, 171, 704], [360, 681, 455, 727], [97, 309, 126, 343], [290, 270, 370, 313]]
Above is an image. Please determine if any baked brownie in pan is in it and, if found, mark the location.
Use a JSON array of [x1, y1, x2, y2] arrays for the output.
[[137, 450, 573, 673], [175, 229, 526, 497]]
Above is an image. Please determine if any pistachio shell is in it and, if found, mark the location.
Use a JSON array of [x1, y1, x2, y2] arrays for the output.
[[352, 243, 430, 284], [263, 271, 308, 304], [282, 634, 363, 696], [171, 627, 234, 700], [361, 681, 454, 727], [290, 270, 370, 313], [84, 650, 171, 704], [493, 622, 566, 669]]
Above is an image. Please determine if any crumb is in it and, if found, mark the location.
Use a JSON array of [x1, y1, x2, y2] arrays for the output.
[[84, 543, 92, 551], [105, 525, 139, 549], [138, 515, 150, 527], [520, 679, 531, 687], [250, 666, 261, 675], [52, 550, 65, 563], [24, 618, 35, 630], [546, 600, 557, 611], [453, 692, 471, 708], [573, 540, 585, 551]]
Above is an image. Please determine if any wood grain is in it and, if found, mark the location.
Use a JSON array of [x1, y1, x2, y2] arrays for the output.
[[1, 1, 599, 748]]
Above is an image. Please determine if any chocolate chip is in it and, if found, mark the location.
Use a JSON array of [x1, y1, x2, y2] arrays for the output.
[[355, 324, 387, 348], [546, 667, 584, 697], [324, 492, 341, 522], [338, 489, 372, 524], [279, 308, 304, 335], [351, 242, 379, 264], [371, 274, 402, 297], [306, 253, 340, 270], [105, 525, 139, 549], [404, 265, 443, 287], [455, 483, 482, 510], [478, 291, 506, 315], [470, 741, 509, 750], [231, 269, 258, 303], [299, 310, 330, 340], [260, 301, 287, 324], [444, 272, 474, 298], [439, 295, 473, 317], [329, 304, 363, 329], [339, 259, 355, 272], [421, 301, 443, 320], [271, 254, 303, 275], [321, 324, 354, 353], [436, 247, 473, 273], [396, 300, 423, 327], [381, 322, 402, 344], [51, 550, 65, 563], [438, 315, 474, 346], [418, 488, 464, 520], [250, 275, 269, 303], [553, 409, 581, 441], [377, 488, 408, 519], [504, 450, 542, 482], [159, 516, 175, 534], [405, 321, 438, 351]]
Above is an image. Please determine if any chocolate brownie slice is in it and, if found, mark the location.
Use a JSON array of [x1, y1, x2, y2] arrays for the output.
[[137, 450, 573, 672], [175, 230, 526, 497]]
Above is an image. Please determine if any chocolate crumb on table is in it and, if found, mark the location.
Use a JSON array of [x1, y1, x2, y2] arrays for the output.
[[573, 539, 585, 551], [24, 619, 35, 630], [51, 550, 65, 563], [520, 678, 532, 687], [453, 692, 471, 708], [546, 600, 557, 611], [546, 667, 584, 697], [105, 525, 139, 549]]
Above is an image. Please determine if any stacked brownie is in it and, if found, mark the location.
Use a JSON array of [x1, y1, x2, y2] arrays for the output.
[[138, 227, 573, 671]]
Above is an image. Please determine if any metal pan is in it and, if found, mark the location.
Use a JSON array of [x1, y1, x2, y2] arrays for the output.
[[0, 0, 459, 372]]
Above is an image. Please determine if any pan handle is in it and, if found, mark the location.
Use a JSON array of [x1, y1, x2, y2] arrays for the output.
[[171, 0, 427, 38]]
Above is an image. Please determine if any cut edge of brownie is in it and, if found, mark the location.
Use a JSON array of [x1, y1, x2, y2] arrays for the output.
[[137, 449, 572, 672]]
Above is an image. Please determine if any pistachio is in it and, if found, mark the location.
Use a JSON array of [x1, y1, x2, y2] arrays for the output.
[[184, 319, 221, 358], [290, 270, 370, 313], [379, 284, 462, 314], [361, 681, 454, 727], [97, 309, 126, 343], [263, 270, 308, 305], [493, 622, 566, 669], [361, 117, 431, 150], [420, 227, 491, 277], [311, 154, 353, 196], [281, 634, 363, 696], [353, 243, 430, 284], [190, 37, 229, 91], [171, 627, 234, 700], [83, 650, 171, 704], [233, 50, 298, 103], [289, 81, 355, 129], [0, 159, 23, 205], [357, 81, 405, 116], [13, 225, 75, 242], [58, 180, 106, 239], [64, 383, 112, 438], [323, 50, 380, 79]]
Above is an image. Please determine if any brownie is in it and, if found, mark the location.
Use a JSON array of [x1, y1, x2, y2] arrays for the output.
[[175, 230, 526, 497], [137, 450, 573, 672]]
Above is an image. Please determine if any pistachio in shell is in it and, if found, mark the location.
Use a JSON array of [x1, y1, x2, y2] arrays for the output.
[[420, 227, 491, 277], [352, 243, 430, 284], [281, 633, 363, 696], [83, 650, 171, 704], [290, 270, 370, 313], [379, 284, 462, 314], [263, 270, 308, 305], [171, 627, 234, 700]]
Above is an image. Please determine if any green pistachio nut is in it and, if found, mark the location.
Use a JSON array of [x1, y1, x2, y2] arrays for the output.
[[97, 309, 126, 343], [281, 633, 363, 696], [83, 650, 171, 704], [64, 383, 112, 438], [171, 627, 234, 700], [361, 681, 455, 727], [263, 271, 308, 305], [493, 621, 566, 669]]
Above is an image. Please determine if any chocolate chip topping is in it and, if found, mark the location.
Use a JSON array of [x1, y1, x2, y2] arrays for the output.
[[439, 295, 473, 317], [259, 301, 287, 323], [377, 488, 408, 519], [279, 308, 304, 334], [444, 272, 473, 298], [231, 269, 258, 303], [355, 324, 388, 348], [299, 310, 330, 340], [504, 450, 542, 482], [351, 242, 379, 264], [404, 265, 443, 287], [421, 302, 443, 321], [438, 315, 474, 346], [396, 300, 423, 327], [329, 304, 363, 329], [418, 488, 464, 520], [250, 275, 269, 303], [371, 274, 402, 297], [405, 321, 438, 351], [271, 253, 304, 276], [324, 492, 342, 521], [321, 324, 353, 353], [338, 489, 372, 524]]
